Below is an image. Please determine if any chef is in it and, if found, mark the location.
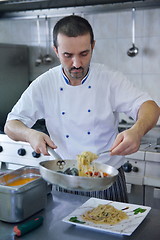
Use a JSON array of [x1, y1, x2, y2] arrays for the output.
[[4, 15, 160, 202]]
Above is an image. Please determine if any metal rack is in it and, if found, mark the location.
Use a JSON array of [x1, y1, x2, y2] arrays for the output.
[[0, 0, 160, 19]]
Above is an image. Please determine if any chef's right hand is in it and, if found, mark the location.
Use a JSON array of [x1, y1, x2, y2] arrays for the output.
[[27, 129, 57, 155]]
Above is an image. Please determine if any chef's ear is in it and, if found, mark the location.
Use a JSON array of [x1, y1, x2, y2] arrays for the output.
[[91, 40, 96, 50], [53, 46, 59, 57]]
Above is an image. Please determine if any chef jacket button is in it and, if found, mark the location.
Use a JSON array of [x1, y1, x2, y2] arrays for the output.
[[66, 135, 69, 138], [88, 109, 91, 112], [62, 112, 65, 115], [87, 131, 91, 135], [60, 87, 63, 91], [88, 85, 91, 88]]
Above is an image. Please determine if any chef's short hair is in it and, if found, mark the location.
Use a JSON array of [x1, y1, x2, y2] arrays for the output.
[[53, 15, 94, 48]]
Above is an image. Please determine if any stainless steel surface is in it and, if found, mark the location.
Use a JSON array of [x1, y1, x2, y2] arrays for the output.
[[0, 166, 47, 222], [1, 190, 160, 240], [0, 44, 29, 130], [127, 8, 139, 57], [123, 134, 160, 208], [143, 148, 160, 208], [39, 159, 118, 191], [1, 0, 160, 16]]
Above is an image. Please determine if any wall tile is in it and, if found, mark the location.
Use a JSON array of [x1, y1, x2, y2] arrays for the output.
[[91, 12, 117, 39], [142, 37, 160, 74], [0, 20, 13, 43], [92, 38, 117, 69], [0, 8, 160, 112], [10, 19, 32, 44], [117, 38, 142, 74], [117, 9, 144, 38], [142, 74, 160, 106], [143, 9, 160, 37]]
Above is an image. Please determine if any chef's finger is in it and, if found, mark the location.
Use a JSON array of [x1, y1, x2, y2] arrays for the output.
[[39, 137, 57, 155], [110, 134, 124, 152], [111, 141, 139, 156]]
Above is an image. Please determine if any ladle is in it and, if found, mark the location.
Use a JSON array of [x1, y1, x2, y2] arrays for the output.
[[35, 15, 43, 66], [127, 8, 139, 57], [43, 16, 52, 64]]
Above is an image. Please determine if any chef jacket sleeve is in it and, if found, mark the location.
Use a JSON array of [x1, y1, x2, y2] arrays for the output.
[[6, 78, 44, 128]]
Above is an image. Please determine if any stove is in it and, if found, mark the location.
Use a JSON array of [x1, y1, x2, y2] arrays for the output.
[[143, 145, 160, 209], [0, 134, 50, 171], [122, 141, 160, 207]]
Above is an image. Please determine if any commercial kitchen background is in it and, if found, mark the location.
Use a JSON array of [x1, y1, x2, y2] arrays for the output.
[[0, 3, 160, 212], [0, 7, 160, 124]]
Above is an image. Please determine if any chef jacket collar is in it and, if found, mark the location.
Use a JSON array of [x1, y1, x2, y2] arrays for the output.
[[61, 67, 89, 85]]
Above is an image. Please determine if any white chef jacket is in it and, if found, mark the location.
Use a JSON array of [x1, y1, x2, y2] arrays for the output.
[[7, 63, 152, 169]]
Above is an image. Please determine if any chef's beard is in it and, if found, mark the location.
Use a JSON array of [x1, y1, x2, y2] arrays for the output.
[[69, 67, 86, 79]]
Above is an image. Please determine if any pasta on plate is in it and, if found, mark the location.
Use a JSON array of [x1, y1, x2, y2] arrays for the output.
[[82, 204, 128, 225]]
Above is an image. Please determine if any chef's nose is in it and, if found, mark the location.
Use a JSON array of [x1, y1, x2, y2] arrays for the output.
[[72, 56, 81, 68]]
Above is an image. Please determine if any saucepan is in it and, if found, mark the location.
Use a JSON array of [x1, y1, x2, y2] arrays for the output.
[[39, 147, 118, 191]]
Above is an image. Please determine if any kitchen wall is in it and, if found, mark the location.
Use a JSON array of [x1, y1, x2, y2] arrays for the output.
[[0, 7, 160, 124]]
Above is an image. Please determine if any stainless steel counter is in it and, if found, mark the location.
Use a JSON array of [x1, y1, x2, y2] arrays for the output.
[[0, 189, 160, 240]]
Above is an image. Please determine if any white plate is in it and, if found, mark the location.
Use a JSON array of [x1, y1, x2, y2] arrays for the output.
[[62, 198, 151, 236]]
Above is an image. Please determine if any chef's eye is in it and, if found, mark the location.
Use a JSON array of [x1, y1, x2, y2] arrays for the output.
[[81, 50, 90, 57], [64, 53, 72, 58]]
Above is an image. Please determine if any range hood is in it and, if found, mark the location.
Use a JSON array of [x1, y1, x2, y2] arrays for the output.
[[0, 0, 160, 14]]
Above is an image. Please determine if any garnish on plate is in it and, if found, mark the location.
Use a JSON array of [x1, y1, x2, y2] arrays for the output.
[[133, 208, 147, 215], [69, 216, 86, 224]]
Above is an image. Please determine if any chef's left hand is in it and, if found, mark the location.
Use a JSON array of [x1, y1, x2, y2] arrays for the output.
[[110, 128, 141, 156]]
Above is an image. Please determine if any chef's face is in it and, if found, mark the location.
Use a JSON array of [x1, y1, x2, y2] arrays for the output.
[[54, 33, 95, 85]]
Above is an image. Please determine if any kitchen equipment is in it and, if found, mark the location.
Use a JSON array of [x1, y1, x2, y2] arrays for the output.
[[35, 15, 43, 66], [43, 16, 52, 64], [47, 146, 110, 160], [143, 147, 160, 209], [127, 8, 139, 57], [47, 146, 63, 160], [0, 134, 50, 170], [0, 44, 29, 129], [13, 216, 43, 236], [123, 149, 146, 205], [39, 159, 118, 191], [0, 166, 47, 222], [98, 150, 111, 155]]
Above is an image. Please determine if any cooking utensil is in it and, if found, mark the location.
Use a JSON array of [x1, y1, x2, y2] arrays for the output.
[[2, 216, 43, 239], [0, 167, 47, 222], [47, 146, 63, 160], [127, 8, 139, 57], [39, 157, 118, 191], [43, 16, 52, 64], [97, 150, 111, 156], [14, 216, 43, 236], [35, 15, 43, 66], [47, 147, 110, 160]]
